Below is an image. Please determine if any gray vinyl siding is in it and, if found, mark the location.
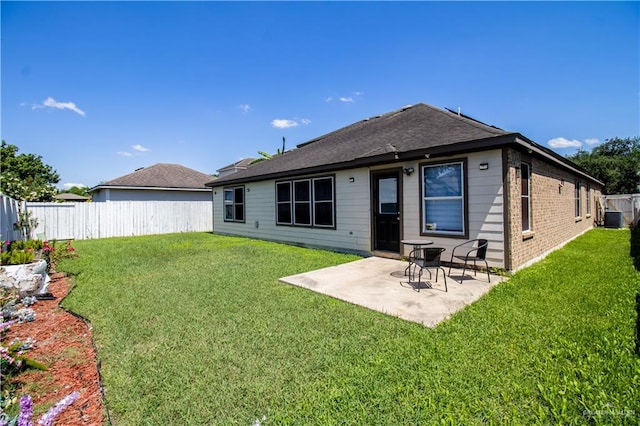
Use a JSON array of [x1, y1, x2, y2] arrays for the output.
[[213, 169, 371, 254], [213, 150, 506, 267], [398, 150, 506, 268]]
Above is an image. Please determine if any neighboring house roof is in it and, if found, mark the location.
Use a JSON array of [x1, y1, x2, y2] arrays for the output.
[[216, 158, 255, 174], [90, 163, 214, 192], [207, 102, 601, 187], [54, 193, 90, 201]]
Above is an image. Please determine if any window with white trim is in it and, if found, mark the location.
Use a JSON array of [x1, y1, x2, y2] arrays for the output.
[[223, 186, 245, 222], [521, 163, 531, 232], [276, 176, 335, 228], [422, 161, 465, 235], [586, 183, 591, 215]]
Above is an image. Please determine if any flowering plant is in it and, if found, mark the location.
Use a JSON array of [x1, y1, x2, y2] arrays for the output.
[[41, 240, 78, 273], [0, 391, 80, 426]]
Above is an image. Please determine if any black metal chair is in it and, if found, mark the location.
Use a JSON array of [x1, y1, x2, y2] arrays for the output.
[[448, 239, 490, 283], [408, 247, 447, 292]]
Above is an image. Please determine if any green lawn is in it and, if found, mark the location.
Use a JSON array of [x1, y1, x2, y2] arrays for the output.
[[60, 230, 640, 425]]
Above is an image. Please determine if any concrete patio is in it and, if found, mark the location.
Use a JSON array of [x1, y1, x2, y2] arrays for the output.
[[280, 256, 507, 327]]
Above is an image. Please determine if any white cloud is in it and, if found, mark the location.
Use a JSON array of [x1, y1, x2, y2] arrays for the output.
[[585, 138, 600, 145], [301, 118, 311, 125], [62, 182, 86, 190], [132, 144, 150, 152], [239, 104, 251, 113], [326, 92, 362, 103], [271, 119, 298, 129], [39, 97, 86, 116], [548, 137, 582, 148], [116, 151, 133, 157]]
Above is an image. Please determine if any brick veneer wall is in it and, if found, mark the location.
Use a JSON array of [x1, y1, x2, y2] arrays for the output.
[[505, 148, 602, 271]]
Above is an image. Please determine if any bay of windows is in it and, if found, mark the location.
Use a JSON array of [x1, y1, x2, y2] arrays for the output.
[[276, 176, 335, 228]]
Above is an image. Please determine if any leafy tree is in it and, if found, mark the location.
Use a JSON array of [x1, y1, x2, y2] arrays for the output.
[[0, 141, 60, 201], [567, 136, 640, 194], [250, 137, 286, 165], [250, 150, 275, 164], [59, 186, 91, 197]]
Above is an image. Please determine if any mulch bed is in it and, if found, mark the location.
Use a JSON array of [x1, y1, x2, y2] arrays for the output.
[[5, 273, 106, 425]]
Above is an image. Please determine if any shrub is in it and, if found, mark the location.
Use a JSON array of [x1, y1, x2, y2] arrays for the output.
[[0, 240, 42, 266], [42, 240, 78, 273]]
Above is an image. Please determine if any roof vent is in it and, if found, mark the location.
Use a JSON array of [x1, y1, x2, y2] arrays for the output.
[[135, 167, 144, 171], [401, 104, 413, 110]]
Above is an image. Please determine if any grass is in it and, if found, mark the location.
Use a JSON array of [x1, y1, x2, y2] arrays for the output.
[[59, 230, 640, 424]]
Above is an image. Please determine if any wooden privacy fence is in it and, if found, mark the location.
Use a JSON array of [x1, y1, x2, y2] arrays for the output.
[[603, 194, 640, 227], [0, 194, 23, 241], [14, 200, 213, 241]]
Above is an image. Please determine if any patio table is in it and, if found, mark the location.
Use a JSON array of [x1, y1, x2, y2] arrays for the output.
[[401, 239, 434, 276]]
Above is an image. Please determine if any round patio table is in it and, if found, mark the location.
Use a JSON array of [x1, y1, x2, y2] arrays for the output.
[[401, 239, 434, 249], [401, 240, 434, 276]]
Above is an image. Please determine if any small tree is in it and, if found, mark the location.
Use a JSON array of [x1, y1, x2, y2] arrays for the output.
[[567, 136, 640, 195], [1, 141, 60, 202], [58, 185, 91, 197], [250, 137, 286, 165]]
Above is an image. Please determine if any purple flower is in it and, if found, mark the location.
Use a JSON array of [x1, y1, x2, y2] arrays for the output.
[[0, 346, 15, 364], [18, 395, 33, 426], [0, 320, 15, 331], [37, 391, 80, 426]]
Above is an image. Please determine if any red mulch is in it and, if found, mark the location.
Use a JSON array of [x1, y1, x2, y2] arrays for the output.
[[5, 273, 106, 425]]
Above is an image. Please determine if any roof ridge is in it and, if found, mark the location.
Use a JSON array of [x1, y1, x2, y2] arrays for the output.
[[438, 106, 507, 134]]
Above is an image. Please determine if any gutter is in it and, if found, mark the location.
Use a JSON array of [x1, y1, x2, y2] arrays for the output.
[[88, 185, 212, 193]]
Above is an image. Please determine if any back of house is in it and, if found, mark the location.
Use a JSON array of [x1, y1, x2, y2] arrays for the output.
[[207, 103, 602, 271]]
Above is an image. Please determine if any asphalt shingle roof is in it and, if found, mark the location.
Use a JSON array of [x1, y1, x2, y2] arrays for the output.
[[217, 158, 256, 172], [54, 193, 90, 201], [208, 103, 514, 186], [96, 163, 214, 190]]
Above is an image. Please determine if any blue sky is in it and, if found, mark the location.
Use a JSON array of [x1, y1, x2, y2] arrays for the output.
[[2, 1, 638, 190]]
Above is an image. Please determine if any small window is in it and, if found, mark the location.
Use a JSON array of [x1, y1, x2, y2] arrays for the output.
[[521, 163, 531, 232], [276, 182, 292, 224], [294, 180, 311, 225], [223, 186, 245, 222], [575, 181, 582, 218], [586, 183, 591, 215], [378, 178, 398, 214], [313, 177, 334, 227], [422, 161, 465, 235]]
